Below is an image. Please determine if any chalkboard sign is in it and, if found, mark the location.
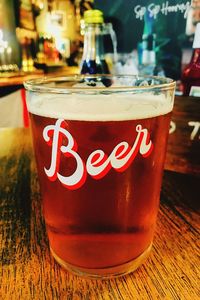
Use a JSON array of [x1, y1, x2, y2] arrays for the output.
[[94, 0, 192, 79], [165, 96, 200, 176]]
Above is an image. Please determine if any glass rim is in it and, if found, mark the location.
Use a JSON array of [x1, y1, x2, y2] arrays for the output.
[[24, 74, 176, 94]]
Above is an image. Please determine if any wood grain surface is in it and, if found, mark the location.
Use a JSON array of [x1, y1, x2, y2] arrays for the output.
[[0, 128, 199, 300]]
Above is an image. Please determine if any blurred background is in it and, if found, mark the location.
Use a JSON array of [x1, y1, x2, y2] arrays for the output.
[[0, 0, 199, 126], [0, 0, 199, 76]]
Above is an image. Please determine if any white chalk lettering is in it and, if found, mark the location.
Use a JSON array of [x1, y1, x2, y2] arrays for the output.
[[169, 121, 176, 134], [188, 121, 200, 140], [134, 5, 146, 20], [134, 1, 191, 20], [148, 4, 160, 19]]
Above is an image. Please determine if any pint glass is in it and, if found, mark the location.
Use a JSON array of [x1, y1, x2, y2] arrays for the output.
[[25, 75, 175, 278]]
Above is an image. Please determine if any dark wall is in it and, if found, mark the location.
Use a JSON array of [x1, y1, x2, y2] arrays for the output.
[[94, 0, 143, 52]]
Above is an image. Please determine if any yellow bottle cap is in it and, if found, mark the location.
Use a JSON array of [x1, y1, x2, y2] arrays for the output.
[[84, 9, 104, 24]]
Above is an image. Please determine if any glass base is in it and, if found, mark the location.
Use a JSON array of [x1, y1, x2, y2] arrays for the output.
[[50, 243, 152, 279]]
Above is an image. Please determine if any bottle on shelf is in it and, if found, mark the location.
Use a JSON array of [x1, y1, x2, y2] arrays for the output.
[[138, 12, 164, 77], [80, 9, 110, 74], [181, 22, 200, 97]]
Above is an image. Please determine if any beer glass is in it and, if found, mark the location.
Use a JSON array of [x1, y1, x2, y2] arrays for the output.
[[24, 75, 175, 278]]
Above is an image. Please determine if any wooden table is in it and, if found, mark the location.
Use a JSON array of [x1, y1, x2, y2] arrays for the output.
[[0, 128, 199, 300]]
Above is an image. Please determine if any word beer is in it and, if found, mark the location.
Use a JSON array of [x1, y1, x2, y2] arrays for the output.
[[43, 119, 154, 190]]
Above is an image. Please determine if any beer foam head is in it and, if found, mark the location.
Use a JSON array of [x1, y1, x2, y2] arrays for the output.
[[27, 92, 173, 121]]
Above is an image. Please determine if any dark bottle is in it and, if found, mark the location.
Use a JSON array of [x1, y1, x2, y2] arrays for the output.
[[182, 23, 200, 97], [80, 9, 110, 74]]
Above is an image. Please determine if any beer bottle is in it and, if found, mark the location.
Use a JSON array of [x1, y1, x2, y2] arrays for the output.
[[182, 23, 200, 97], [80, 9, 110, 74]]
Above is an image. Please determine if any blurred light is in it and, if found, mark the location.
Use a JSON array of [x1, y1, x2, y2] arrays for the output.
[[7, 47, 12, 54], [0, 30, 3, 41]]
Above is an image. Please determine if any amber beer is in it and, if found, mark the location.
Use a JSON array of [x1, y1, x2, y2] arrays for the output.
[[25, 75, 175, 277]]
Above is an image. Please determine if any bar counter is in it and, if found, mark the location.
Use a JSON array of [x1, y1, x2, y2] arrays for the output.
[[0, 126, 199, 300], [0, 67, 79, 87]]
